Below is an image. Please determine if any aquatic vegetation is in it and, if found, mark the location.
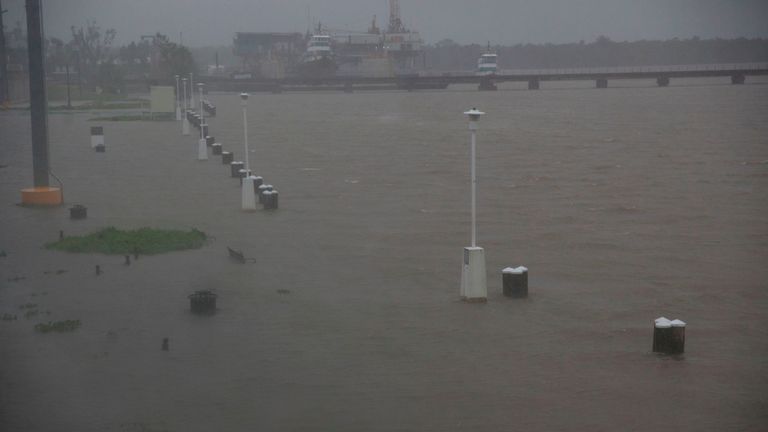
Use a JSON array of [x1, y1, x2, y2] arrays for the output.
[[34, 320, 81, 333], [45, 227, 207, 255]]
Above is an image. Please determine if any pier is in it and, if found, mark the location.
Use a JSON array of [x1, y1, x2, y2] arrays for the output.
[[201, 63, 768, 93]]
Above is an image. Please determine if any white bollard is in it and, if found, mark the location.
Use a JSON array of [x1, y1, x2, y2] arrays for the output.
[[460, 247, 487, 302], [242, 176, 257, 211], [197, 137, 208, 160], [90, 126, 104, 148]]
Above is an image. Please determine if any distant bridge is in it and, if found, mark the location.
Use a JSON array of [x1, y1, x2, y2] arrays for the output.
[[202, 63, 768, 93]]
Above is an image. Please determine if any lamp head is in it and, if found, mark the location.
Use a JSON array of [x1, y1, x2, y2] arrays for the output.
[[240, 93, 249, 106], [464, 108, 485, 122]]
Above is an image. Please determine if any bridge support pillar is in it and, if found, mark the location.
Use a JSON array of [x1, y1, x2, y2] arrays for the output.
[[478, 78, 497, 91], [596, 78, 608, 89], [528, 79, 540, 90], [731, 74, 745, 85], [657, 76, 670, 87]]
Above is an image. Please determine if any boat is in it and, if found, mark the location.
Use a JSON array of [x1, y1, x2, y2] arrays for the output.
[[296, 33, 338, 78], [477, 45, 498, 76]]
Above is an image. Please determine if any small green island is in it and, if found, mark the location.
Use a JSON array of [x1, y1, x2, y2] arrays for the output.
[[46, 227, 207, 255]]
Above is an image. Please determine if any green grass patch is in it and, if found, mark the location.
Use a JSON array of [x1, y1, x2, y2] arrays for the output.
[[35, 320, 81, 333], [45, 227, 207, 255]]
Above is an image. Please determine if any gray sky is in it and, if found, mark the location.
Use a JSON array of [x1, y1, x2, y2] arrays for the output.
[[4, 0, 768, 46]]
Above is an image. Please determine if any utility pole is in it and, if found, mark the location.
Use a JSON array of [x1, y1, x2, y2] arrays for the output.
[[21, 0, 61, 206], [0, 0, 9, 104]]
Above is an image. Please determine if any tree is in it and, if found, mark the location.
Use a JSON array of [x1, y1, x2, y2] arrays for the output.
[[155, 34, 196, 80], [69, 20, 116, 82]]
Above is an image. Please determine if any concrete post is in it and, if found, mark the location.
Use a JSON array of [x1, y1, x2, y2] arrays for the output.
[[670, 319, 686, 354], [502, 266, 528, 298], [653, 317, 673, 353], [596, 78, 608, 89], [212, 143, 222, 155], [230, 161, 244, 177], [528, 79, 540, 90], [221, 152, 233, 164]]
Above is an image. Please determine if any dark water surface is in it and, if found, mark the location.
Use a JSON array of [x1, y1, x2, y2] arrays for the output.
[[1, 79, 767, 431]]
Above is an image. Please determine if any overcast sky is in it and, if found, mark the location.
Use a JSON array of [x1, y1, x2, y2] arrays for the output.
[[4, 0, 768, 46]]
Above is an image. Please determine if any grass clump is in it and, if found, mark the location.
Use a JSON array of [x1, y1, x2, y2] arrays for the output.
[[35, 320, 81, 333], [46, 227, 207, 255]]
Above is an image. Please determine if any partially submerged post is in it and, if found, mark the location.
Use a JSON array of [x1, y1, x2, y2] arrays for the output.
[[189, 290, 217, 314], [502, 266, 528, 298], [652, 317, 672, 353], [20, 0, 62, 206]]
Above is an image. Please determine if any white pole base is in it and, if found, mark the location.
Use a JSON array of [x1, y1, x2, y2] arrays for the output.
[[241, 176, 257, 211], [182, 119, 190, 135], [176, 107, 181, 121], [197, 138, 208, 160], [460, 246, 487, 302]]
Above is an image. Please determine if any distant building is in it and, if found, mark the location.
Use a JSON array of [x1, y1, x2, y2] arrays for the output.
[[233, 32, 304, 79]]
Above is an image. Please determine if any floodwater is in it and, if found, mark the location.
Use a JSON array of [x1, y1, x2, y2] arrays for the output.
[[1, 78, 767, 431]]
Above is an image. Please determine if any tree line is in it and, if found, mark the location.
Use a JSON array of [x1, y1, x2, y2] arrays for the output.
[[43, 21, 196, 94]]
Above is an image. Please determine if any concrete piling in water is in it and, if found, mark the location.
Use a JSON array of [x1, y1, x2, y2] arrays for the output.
[[238, 169, 252, 182], [212, 143, 222, 155], [95, 265, 101, 275], [257, 184, 268, 203], [162, 338, 169, 351], [653, 317, 673, 353], [252, 176, 264, 193], [502, 266, 528, 298], [69, 204, 87, 219], [731, 74, 745, 85], [262, 191, 274, 209], [670, 319, 686, 354], [596, 78, 608, 89], [221, 152, 233, 165], [59, 230, 64, 240], [206, 136, 215, 147], [269, 190, 279, 209], [528, 79, 540, 90], [189, 290, 217, 314], [230, 161, 244, 178], [653, 317, 687, 354], [124, 255, 131, 266], [657, 76, 670, 87]]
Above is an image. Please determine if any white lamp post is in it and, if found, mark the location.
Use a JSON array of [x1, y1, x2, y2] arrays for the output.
[[174, 75, 181, 121], [460, 108, 487, 302], [197, 83, 208, 160], [189, 72, 195, 109], [181, 78, 190, 135], [240, 93, 257, 211]]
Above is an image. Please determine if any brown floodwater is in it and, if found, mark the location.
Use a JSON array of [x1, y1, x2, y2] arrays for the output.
[[1, 78, 767, 431]]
